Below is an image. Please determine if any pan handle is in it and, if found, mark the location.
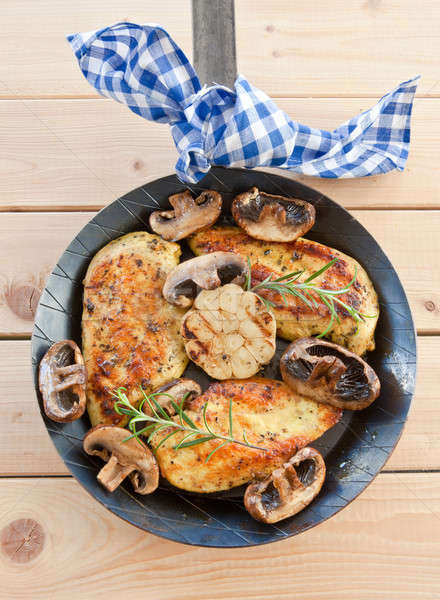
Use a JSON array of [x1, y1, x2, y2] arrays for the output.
[[192, 0, 237, 88]]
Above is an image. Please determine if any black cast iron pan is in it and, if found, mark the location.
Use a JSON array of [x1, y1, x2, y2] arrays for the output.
[[31, 167, 416, 547]]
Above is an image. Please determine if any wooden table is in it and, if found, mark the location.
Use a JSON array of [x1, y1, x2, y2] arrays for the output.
[[1, 2, 439, 598]]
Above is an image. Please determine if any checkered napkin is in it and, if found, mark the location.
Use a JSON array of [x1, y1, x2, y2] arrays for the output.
[[67, 22, 419, 184]]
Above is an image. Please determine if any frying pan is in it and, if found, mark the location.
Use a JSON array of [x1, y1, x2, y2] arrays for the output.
[[31, 166, 416, 547]]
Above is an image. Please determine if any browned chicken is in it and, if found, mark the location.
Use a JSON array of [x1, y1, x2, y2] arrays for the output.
[[154, 378, 341, 493], [82, 232, 188, 426], [189, 226, 378, 355]]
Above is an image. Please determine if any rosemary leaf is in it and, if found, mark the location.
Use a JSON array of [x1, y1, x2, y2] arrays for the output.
[[205, 441, 228, 463], [303, 257, 338, 283], [202, 402, 215, 435], [177, 435, 216, 449], [154, 429, 181, 451]]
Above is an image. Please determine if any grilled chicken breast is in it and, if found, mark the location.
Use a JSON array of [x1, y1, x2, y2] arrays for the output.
[[154, 378, 341, 493], [82, 232, 188, 426], [189, 226, 378, 355]]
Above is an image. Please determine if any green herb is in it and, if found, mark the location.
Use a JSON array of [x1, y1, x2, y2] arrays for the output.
[[113, 387, 268, 463], [246, 257, 375, 338]]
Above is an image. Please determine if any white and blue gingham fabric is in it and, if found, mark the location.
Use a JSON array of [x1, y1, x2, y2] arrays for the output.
[[67, 22, 419, 184]]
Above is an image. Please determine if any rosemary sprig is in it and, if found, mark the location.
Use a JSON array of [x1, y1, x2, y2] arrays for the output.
[[113, 388, 268, 463], [245, 257, 375, 338]]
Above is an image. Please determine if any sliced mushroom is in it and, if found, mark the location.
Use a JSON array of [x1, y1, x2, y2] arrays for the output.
[[244, 447, 326, 523], [83, 425, 159, 494], [280, 337, 380, 410], [149, 189, 222, 241], [38, 340, 87, 422], [232, 187, 315, 242], [146, 378, 201, 416], [162, 251, 248, 307]]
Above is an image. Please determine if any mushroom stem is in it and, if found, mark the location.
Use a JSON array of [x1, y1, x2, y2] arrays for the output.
[[54, 364, 84, 377], [97, 455, 135, 492], [273, 464, 304, 504], [53, 367, 86, 392], [308, 356, 346, 387]]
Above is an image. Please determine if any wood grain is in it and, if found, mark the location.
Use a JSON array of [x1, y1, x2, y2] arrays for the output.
[[0, 98, 438, 212], [0, 337, 437, 475], [0, 475, 439, 599], [1, 211, 439, 336], [235, 0, 440, 97], [0, 0, 191, 98], [2, 1, 439, 100]]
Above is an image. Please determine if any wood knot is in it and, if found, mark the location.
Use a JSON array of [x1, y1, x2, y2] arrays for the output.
[[424, 300, 436, 312], [1, 518, 45, 563], [4, 284, 40, 320], [133, 160, 144, 171]]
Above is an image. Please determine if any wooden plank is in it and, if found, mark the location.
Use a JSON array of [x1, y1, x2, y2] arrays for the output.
[[0, 337, 438, 475], [0, 475, 439, 598], [0, 100, 176, 211], [1, 211, 439, 336], [0, 0, 191, 98], [0, 213, 91, 335], [354, 210, 440, 333], [235, 0, 440, 98], [1, 1, 439, 100], [0, 98, 438, 211]]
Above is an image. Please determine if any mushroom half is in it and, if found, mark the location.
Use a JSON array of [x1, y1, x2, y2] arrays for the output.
[[244, 447, 326, 523], [146, 378, 202, 416], [38, 340, 87, 422], [232, 187, 315, 242], [150, 189, 222, 241], [83, 425, 159, 494], [162, 251, 248, 307], [280, 337, 380, 410]]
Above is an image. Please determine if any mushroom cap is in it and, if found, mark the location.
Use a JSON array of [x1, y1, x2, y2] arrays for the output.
[[280, 337, 380, 410], [147, 378, 202, 416], [83, 425, 159, 494], [150, 189, 222, 241], [232, 187, 315, 242], [162, 251, 248, 307], [244, 447, 326, 523], [38, 340, 87, 423]]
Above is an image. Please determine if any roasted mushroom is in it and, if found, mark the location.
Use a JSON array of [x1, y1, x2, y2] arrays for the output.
[[146, 378, 201, 416], [38, 340, 87, 423], [244, 447, 326, 523], [232, 187, 315, 242], [280, 337, 380, 410], [149, 189, 222, 241], [181, 283, 276, 379], [83, 425, 159, 494], [162, 251, 248, 307]]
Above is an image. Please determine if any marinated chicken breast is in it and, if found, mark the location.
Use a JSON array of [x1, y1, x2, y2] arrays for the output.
[[154, 378, 341, 493], [189, 226, 378, 355], [82, 232, 188, 426]]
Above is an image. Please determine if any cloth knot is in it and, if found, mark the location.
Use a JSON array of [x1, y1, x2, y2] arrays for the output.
[[67, 22, 419, 184]]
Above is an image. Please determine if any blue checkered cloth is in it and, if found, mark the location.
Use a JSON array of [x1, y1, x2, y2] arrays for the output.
[[67, 22, 419, 184]]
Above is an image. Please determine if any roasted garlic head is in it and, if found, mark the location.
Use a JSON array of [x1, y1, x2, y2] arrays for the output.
[[181, 283, 276, 379]]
